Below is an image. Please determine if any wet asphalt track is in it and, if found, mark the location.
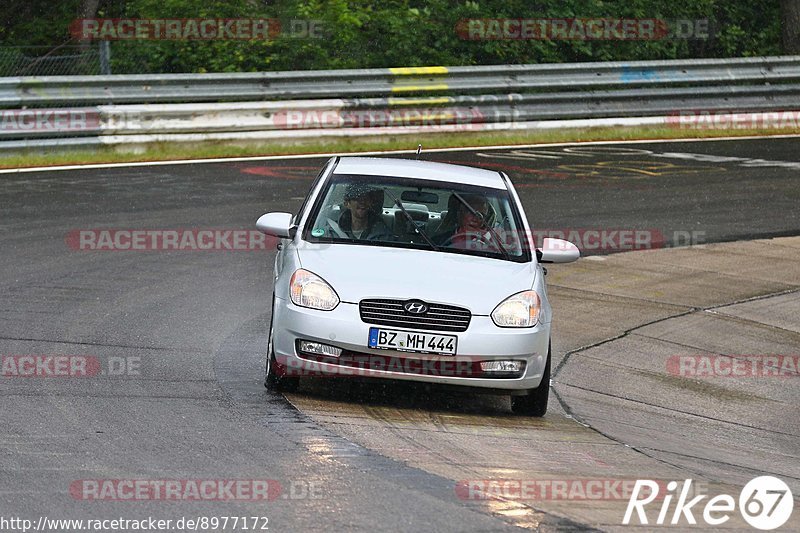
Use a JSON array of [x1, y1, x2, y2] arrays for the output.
[[1, 136, 799, 531]]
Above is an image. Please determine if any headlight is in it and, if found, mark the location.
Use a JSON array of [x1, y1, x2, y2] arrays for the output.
[[290, 269, 339, 311], [491, 290, 541, 328]]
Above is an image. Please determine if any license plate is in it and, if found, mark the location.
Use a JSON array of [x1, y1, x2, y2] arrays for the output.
[[368, 327, 457, 355]]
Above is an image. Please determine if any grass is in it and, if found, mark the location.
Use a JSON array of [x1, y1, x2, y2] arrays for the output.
[[1, 125, 798, 169]]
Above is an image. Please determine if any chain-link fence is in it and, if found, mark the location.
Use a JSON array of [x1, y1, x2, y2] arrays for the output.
[[0, 41, 306, 77], [0, 44, 110, 77]]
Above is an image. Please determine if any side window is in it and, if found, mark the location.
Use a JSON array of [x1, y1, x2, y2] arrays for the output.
[[293, 158, 336, 225]]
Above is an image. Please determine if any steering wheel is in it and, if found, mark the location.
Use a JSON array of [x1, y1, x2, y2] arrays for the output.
[[443, 231, 493, 249]]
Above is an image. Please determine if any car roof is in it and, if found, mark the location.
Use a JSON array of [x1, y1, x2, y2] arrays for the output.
[[333, 157, 507, 190]]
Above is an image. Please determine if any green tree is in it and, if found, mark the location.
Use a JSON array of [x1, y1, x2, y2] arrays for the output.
[[781, 0, 800, 53], [0, 0, 786, 74]]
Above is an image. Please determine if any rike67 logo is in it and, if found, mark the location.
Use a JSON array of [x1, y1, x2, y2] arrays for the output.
[[624, 477, 794, 530]]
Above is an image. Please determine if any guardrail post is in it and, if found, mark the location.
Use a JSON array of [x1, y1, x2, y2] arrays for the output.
[[99, 42, 111, 75]]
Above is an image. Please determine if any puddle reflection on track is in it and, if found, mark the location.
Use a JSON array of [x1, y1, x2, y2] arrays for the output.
[[285, 377, 579, 434]]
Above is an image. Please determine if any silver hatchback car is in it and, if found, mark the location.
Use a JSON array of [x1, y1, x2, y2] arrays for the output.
[[256, 156, 579, 416]]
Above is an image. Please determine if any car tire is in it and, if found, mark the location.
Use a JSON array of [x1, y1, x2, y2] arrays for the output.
[[265, 296, 300, 393], [510, 344, 550, 417]]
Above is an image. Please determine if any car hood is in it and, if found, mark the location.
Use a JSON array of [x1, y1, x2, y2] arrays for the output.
[[296, 243, 536, 315]]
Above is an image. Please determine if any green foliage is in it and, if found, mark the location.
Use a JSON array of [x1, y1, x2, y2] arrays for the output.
[[0, 0, 81, 46], [0, 0, 785, 73]]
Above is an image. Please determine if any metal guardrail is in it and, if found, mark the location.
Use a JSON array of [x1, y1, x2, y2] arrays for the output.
[[1, 56, 799, 151], [4, 57, 800, 106]]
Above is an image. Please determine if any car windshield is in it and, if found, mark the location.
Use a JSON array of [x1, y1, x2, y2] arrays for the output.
[[303, 173, 529, 262]]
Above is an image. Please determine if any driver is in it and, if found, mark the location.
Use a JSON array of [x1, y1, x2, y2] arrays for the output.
[[432, 194, 492, 249], [338, 184, 393, 241]]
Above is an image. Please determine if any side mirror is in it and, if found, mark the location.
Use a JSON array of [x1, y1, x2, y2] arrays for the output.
[[256, 212, 296, 239], [539, 238, 580, 263]]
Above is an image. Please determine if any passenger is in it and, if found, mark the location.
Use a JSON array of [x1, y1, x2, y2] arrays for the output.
[[433, 194, 492, 249], [338, 184, 393, 241]]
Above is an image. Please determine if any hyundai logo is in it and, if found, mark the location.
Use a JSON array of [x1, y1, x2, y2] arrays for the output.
[[403, 300, 429, 314]]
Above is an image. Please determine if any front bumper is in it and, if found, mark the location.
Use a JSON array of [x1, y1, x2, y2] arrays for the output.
[[271, 298, 551, 392]]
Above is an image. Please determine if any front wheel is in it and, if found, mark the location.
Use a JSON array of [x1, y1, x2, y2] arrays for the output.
[[265, 299, 300, 393], [510, 344, 551, 417]]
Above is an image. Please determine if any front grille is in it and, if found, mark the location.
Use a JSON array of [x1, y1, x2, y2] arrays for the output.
[[359, 299, 471, 332]]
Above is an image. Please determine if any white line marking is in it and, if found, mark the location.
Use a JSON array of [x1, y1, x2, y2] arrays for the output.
[[1, 133, 798, 175]]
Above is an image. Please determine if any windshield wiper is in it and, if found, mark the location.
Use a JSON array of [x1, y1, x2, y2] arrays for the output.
[[382, 188, 439, 252], [452, 192, 511, 261]]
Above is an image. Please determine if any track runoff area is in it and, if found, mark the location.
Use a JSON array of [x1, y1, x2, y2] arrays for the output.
[[1, 135, 798, 531]]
